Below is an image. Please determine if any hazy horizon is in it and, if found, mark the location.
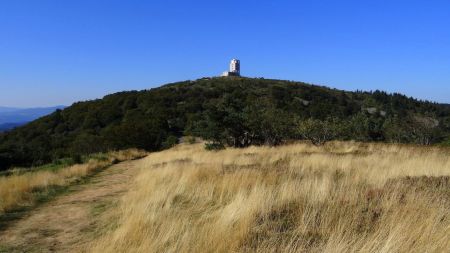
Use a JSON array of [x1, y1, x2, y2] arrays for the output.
[[1, 1, 449, 107]]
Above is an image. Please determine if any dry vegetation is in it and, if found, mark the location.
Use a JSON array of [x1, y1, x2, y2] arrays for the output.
[[0, 149, 146, 214], [88, 141, 450, 253]]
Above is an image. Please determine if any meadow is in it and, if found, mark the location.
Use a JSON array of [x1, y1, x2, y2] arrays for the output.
[[0, 149, 146, 215], [88, 141, 450, 253]]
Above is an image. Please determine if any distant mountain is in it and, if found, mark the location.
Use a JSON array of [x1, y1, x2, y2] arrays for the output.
[[0, 106, 66, 131], [0, 77, 448, 170], [0, 122, 26, 132], [0, 107, 22, 113]]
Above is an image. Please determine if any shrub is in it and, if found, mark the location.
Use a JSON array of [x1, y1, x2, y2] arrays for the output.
[[204, 142, 225, 151], [162, 136, 179, 149]]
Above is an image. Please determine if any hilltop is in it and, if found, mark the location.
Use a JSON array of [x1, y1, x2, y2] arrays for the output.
[[0, 77, 449, 170]]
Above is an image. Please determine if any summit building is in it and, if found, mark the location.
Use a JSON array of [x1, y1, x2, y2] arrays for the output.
[[221, 59, 241, 77]]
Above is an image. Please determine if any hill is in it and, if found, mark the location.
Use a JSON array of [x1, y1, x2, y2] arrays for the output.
[[0, 77, 449, 170]]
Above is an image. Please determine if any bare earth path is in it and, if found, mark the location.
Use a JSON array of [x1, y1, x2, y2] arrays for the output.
[[0, 158, 143, 253]]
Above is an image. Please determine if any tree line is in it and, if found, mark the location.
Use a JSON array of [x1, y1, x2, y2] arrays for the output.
[[0, 77, 448, 170]]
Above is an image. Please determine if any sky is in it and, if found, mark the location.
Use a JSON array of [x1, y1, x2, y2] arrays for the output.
[[0, 0, 449, 107]]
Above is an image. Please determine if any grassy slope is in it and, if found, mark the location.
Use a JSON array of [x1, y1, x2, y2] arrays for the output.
[[88, 142, 450, 253], [0, 149, 146, 217], [0, 158, 145, 252]]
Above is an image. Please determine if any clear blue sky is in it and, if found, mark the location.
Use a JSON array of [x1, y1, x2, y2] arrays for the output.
[[1, 0, 449, 107]]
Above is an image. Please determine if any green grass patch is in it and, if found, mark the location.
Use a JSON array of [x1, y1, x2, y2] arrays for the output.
[[0, 245, 17, 253], [91, 201, 111, 217], [87, 200, 121, 239]]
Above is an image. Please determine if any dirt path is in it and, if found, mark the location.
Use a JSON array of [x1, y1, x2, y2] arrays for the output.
[[0, 158, 143, 253]]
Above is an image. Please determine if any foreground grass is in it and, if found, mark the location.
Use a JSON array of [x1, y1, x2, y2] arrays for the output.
[[88, 142, 450, 253], [0, 149, 147, 217]]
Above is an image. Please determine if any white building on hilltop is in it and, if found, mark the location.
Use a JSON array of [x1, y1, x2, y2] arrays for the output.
[[222, 59, 241, 77]]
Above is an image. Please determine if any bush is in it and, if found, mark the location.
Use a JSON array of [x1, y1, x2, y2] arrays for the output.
[[205, 142, 225, 151], [162, 136, 179, 149], [440, 137, 450, 147], [186, 136, 197, 144], [298, 118, 341, 145], [71, 154, 83, 164]]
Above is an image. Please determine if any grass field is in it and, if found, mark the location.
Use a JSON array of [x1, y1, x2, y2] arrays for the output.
[[88, 141, 450, 253], [0, 149, 146, 216]]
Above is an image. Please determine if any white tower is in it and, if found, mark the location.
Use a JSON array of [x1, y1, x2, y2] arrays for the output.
[[229, 59, 240, 75], [221, 59, 241, 77]]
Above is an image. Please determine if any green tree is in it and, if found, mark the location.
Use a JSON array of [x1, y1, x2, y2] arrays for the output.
[[298, 118, 342, 145]]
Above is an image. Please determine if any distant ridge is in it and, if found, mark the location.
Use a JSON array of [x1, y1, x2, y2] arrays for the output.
[[0, 105, 66, 131], [0, 107, 22, 113], [0, 122, 26, 132]]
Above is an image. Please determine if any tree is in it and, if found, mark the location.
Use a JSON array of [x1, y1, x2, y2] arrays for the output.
[[244, 104, 297, 146], [298, 118, 342, 145], [410, 116, 442, 145]]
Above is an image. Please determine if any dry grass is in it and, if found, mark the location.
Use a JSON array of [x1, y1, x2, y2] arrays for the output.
[[0, 149, 146, 214], [89, 142, 450, 253]]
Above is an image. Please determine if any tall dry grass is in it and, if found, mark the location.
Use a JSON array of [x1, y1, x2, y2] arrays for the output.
[[89, 142, 450, 253], [0, 149, 146, 214]]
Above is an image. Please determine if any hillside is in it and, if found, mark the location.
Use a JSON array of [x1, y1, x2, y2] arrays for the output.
[[0, 77, 449, 170], [1, 142, 448, 252], [0, 150, 146, 252]]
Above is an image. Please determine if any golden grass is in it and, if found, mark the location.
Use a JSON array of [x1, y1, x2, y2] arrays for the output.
[[89, 142, 450, 253], [0, 149, 146, 214]]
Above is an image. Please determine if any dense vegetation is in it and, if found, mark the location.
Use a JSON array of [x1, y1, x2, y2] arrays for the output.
[[0, 77, 449, 170]]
